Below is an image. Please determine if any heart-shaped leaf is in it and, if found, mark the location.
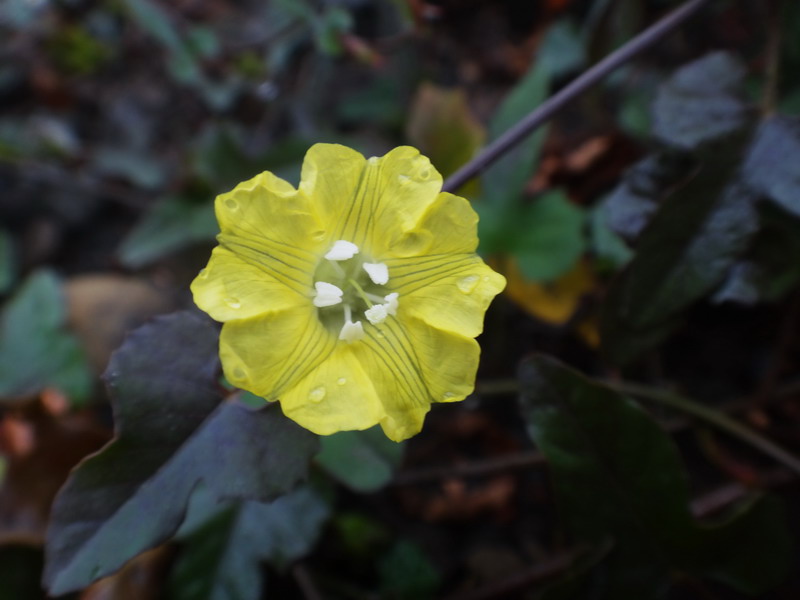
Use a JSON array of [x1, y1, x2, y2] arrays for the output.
[[519, 355, 791, 598]]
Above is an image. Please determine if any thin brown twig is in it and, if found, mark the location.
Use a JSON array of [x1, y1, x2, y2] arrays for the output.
[[442, 0, 711, 193], [391, 450, 545, 486]]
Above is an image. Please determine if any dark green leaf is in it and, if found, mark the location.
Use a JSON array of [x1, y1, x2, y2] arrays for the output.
[[743, 114, 800, 217], [43, 311, 318, 595], [168, 485, 330, 600], [316, 426, 404, 492], [651, 52, 751, 150], [714, 203, 800, 305], [601, 153, 693, 241], [118, 196, 218, 268], [519, 355, 791, 598], [0, 270, 91, 404], [600, 161, 759, 365], [589, 205, 633, 271]]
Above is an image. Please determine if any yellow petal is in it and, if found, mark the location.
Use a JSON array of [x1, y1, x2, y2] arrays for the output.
[[383, 193, 506, 337], [299, 144, 442, 255], [353, 316, 480, 441], [219, 305, 337, 399], [191, 246, 306, 322], [278, 346, 384, 435], [400, 262, 506, 338], [214, 170, 325, 297]]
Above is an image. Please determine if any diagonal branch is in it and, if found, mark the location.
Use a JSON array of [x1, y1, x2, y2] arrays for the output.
[[442, 0, 712, 193]]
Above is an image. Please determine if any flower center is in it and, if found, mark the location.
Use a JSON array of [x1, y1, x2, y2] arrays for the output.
[[312, 240, 398, 342]]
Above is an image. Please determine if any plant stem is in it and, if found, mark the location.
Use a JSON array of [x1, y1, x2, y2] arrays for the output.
[[442, 0, 712, 193], [608, 381, 800, 477]]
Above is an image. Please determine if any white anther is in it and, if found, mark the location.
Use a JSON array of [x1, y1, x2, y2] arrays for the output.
[[362, 262, 389, 285], [325, 240, 359, 261], [384, 292, 399, 315], [313, 281, 343, 307], [365, 303, 388, 325], [339, 320, 364, 342]]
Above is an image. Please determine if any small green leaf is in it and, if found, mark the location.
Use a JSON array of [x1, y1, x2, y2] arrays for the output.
[[743, 114, 800, 217], [168, 485, 330, 600], [316, 426, 404, 492], [600, 160, 758, 365], [519, 355, 791, 598], [0, 228, 15, 294], [43, 311, 318, 595], [0, 270, 91, 404], [118, 196, 218, 268], [652, 52, 751, 150], [378, 540, 440, 600], [512, 191, 585, 283], [482, 63, 550, 205]]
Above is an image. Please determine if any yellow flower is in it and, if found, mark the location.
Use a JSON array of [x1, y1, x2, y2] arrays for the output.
[[191, 144, 505, 441]]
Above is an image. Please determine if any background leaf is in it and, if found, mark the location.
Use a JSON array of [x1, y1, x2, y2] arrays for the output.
[[600, 161, 758, 365], [117, 196, 218, 269], [0, 270, 91, 404], [167, 485, 330, 600], [743, 114, 800, 217], [43, 311, 318, 595], [316, 426, 404, 492], [651, 51, 751, 151], [519, 355, 791, 598]]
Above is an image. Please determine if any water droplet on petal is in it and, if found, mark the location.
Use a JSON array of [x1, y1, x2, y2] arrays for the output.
[[224, 198, 238, 210], [442, 391, 456, 400], [232, 367, 246, 380], [419, 167, 431, 179], [225, 297, 242, 309], [197, 268, 209, 279], [312, 230, 327, 241], [309, 386, 327, 403], [397, 174, 410, 185], [337, 377, 347, 386], [457, 275, 480, 294]]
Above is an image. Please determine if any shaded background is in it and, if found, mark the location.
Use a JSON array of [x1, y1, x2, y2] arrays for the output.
[[2, 0, 800, 598]]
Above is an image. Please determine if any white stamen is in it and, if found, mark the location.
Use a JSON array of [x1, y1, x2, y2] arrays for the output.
[[325, 240, 359, 261], [339, 320, 364, 342], [365, 304, 388, 325], [384, 292, 399, 315], [313, 281, 343, 307], [362, 262, 389, 285]]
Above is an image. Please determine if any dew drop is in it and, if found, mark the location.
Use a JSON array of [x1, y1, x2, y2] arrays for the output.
[[197, 268, 209, 279], [232, 367, 246, 380], [457, 275, 480, 294], [442, 391, 456, 400], [419, 167, 431, 179], [336, 377, 347, 386], [224, 198, 238, 210], [397, 174, 410, 185], [225, 296, 242, 309], [309, 386, 327, 403], [311, 229, 327, 241]]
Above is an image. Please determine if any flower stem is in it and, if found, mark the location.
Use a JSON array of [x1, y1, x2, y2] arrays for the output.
[[442, 0, 711, 193], [608, 381, 800, 477]]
